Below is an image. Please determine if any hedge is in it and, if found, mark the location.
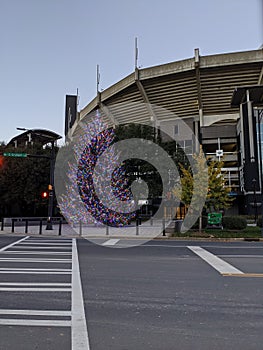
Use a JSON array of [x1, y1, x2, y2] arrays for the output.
[[222, 216, 247, 230]]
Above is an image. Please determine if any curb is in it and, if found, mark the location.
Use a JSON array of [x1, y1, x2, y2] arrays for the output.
[[1, 231, 263, 242]]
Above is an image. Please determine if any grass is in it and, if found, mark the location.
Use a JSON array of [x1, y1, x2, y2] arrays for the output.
[[172, 225, 263, 239]]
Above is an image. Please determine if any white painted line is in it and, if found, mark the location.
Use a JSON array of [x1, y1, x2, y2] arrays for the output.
[[72, 238, 90, 350], [0, 283, 71, 286], [26, 240, 72, 242], [0, 271, 71, 275], [102, 239, 120, 246], [188, 246, 244, 275], [0, 258, 71, 263], [0, 288, 71, 292], [0, 268, 71, 271], [9, 246, 72, 250], [0, 309, 71, 316], [3, 251, 72, 255], [0, 319, 71, 327], [19, 242, 72, 246], [0, 236, 29, 252]]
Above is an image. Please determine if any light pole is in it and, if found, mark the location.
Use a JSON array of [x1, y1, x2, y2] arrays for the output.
[[46, 140, 55, 230], [16, 128, 61, 230], [256, 109, 263, 236]]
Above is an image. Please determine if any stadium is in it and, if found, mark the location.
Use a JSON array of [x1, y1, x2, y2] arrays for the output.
[[65, 48, 263, 217]]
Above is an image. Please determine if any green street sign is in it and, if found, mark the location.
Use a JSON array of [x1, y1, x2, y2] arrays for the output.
[[208, 212, 222, 225], [3, 152, 27, 158]]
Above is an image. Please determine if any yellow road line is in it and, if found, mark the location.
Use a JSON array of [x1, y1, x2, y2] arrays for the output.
[[222, 273, 263, 278]]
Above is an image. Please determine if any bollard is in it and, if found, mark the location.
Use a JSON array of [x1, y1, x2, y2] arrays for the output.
[[136, 219, 139, 236], [150, 217, 153, 226], [162, 218, 166, 236], [39, 219, 43, 235], [25, 219, 28, 234], [106, 225, 109, 235], [1, 219, 4, 231], [58, 219, 62, 236], [11, 219, 15, 233], [79, 221, 82, 236]]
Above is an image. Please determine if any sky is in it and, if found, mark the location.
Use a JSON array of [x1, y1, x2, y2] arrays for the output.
[[0, 0, 262, 144]]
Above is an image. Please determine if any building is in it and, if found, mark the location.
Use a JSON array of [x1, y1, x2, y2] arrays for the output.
[[65, 48, 263, 216]]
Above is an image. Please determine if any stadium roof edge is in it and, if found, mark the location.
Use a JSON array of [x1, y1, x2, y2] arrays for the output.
[[78, 48, 263, 123]]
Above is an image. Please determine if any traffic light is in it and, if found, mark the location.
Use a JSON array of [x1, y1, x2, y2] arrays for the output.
[[0, 155, 4, 168], [41, 191, 49, 199]]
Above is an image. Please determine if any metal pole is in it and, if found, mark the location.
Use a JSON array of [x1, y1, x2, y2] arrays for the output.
[[79, 220, 82, 236], [11, 219, 15, 233], [162, 218, 166, 236], [253, 179, 257, 223], [58, 219, 62, 236], [46, 141, 55, 230], [1, 219, 4, 231], [39, 219, 42, 235], [25, 219, 28, 234], [257, 109, 263, 236]]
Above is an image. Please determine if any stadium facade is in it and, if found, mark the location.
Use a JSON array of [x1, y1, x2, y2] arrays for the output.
[[65, 48, 263, 216]]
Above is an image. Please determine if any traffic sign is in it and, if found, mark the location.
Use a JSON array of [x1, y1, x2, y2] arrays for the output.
[[3, 152, 27, 158]]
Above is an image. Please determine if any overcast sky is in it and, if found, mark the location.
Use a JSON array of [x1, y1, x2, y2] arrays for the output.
[[1, 0, 262, 144]]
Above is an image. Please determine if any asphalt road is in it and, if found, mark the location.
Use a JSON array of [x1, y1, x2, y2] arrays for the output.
[[0, 235, 263, 349]]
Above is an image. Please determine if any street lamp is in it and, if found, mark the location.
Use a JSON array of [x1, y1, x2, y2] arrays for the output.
[[16, 128, 61, 230]]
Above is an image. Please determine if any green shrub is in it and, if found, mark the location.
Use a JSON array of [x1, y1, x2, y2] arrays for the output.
[[222, 216, 247, 230]]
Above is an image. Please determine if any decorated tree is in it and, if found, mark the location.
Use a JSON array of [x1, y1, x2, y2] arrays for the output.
[[59, 112, 135, 227]]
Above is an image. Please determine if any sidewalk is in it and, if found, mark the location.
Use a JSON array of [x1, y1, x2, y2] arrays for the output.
[[0, 220, 171, 239]]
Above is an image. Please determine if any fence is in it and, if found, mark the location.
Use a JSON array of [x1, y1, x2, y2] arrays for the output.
[[1, 217, 63, 235], [1, 217, 180, 237]]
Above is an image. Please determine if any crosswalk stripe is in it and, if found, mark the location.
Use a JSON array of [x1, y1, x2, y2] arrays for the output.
[[0, 287, 71, 292], [102, 239, 120, 246], [3, 251, 72, 255], [0, 268, 71, 271], [0, 309, 71, 316], [19, 242, 72, 245], [72, 238, 90, 349], [9, 246, 72, 250], [0, 236, 29, 252], [0, 319, 71, 327], [188, 246, 244, 275], [0, 258, 71, 262], [0, 283, 71, 286], [0, 271, 71, 274]]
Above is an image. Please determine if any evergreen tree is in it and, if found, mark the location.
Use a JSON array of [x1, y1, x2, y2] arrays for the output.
[[114, 123, 188, 200], [0, 143, 52, 217], [59, 113, 135, 226]]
